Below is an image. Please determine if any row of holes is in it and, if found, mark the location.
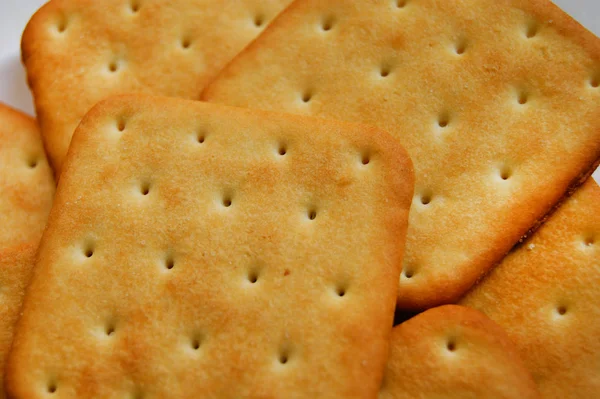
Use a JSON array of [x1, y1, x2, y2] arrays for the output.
[[301, 82, 598, 108], [83, 245, 349, 299], [100, 59, 599, 91], [51, 0, 600, 89], [415, 166, 513, 206], [51, 3, 600, 86], [137, 183, 320, 218], [59, 26, 599, 91], [45, 339, 293, 395], [317, 0, 537, 42], [116, 118, 372, 167], [403, 234, 594, 280], [55, 3, 266, 35]]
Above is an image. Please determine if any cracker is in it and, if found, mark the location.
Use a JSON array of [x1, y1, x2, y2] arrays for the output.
[[0, 244, 37, 399], [6, 95, 414, 398], [380, 305, 540, 399], [460, 179, 600, 399], [0, 102, 55, 249], [202, 0, 600, 309], [21, 0, 293, 175]]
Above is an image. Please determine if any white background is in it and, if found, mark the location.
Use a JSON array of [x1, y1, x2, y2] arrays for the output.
[[0, 0, 598, 182]]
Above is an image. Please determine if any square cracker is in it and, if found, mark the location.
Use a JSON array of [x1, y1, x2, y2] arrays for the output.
[[21, 0, 293, 175], [202, 0, 600, 308], [6, 95, 414, 398], [380, 305, 540, 399], [460, 179, 600, 399], [0, 102, 55, 249]]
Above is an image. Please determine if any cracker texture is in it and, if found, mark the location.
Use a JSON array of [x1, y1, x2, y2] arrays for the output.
[[202, 0, 600, 308], [461, 180, 600, 399], [380, 305, 540, 399], [0, 245, 37, 399], [22, 0, 293, 174], [0, 102, 55, 249], [6, 95, 414, 398]]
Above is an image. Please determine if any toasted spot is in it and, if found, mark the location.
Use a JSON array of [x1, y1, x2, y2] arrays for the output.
[[455, 40, 467, 55], [499, 165, 513, 181], [301, 90, 313, 103], [165, 255, 175, 270], [278, 143, 287, 156], [47, 381, 57, 394], [321, 16, 335, 32], [517, 90, 528, 105], [130, 0, 140, 13], [446, 338, 457, 352], [117, 118, 126, 132], [181, 37, 192, 49], [395, 0, 407, 9], [557, 305, 567, 316], [254, 14, 265, 28], [248, 269, 259, 284], [525, 21, 538, 38], [108, 60, 119, 73]]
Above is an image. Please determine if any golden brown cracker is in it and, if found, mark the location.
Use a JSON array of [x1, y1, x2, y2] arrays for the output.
[[380, 305, 540, 399], [0, 244, 37, 399], [202, 0, 600, 309], [461, 179, 600, 399], [0, 102, 55, 249], [22, 0, 293, 174], [6, 95, 414, 398]]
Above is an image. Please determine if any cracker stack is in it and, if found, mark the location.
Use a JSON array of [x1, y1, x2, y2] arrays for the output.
[[1, 0, 599, 398]]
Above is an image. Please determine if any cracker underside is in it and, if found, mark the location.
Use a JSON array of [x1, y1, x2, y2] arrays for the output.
[[460, 180, 600, 399], [21, 0, 293, 174], [202, 0, 600, 308], [379, 305, 540, 399], [6, 95, 414, 399]]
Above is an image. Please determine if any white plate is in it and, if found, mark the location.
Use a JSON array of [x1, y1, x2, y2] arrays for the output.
[[0, 0, 598, 182]]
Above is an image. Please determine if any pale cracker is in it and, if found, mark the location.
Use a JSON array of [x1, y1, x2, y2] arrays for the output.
[[380, 305, 540, 399], [460, 179, 600, 399], [202, 0, 600, 309], [0, 102, 55, 249], [6, 94, 414, 398], [21, 0, 293, 175], [0, 244, 37, 399]]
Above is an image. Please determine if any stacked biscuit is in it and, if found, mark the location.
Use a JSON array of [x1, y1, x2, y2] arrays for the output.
[[0, 0, 598, 398]]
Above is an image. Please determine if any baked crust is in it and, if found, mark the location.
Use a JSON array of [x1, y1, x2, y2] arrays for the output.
[[6, 95, 414, 398], [0, 102, 54, 249], [460, 180, 600, 399], [21, 0, 293, 175], [0, 244, 37, 399], [202, 0, 600, 309], [380, 305, 540, 399]]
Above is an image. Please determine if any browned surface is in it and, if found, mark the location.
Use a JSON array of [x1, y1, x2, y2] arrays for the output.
[[461, 180, 600, 399], [203, 0, 600, 309], [22, 0, 293, 174], [0, 245, 37, 399], [380, 305, 540, 399], [6, 95, 414, 398], [0, 102, 54, 249]]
